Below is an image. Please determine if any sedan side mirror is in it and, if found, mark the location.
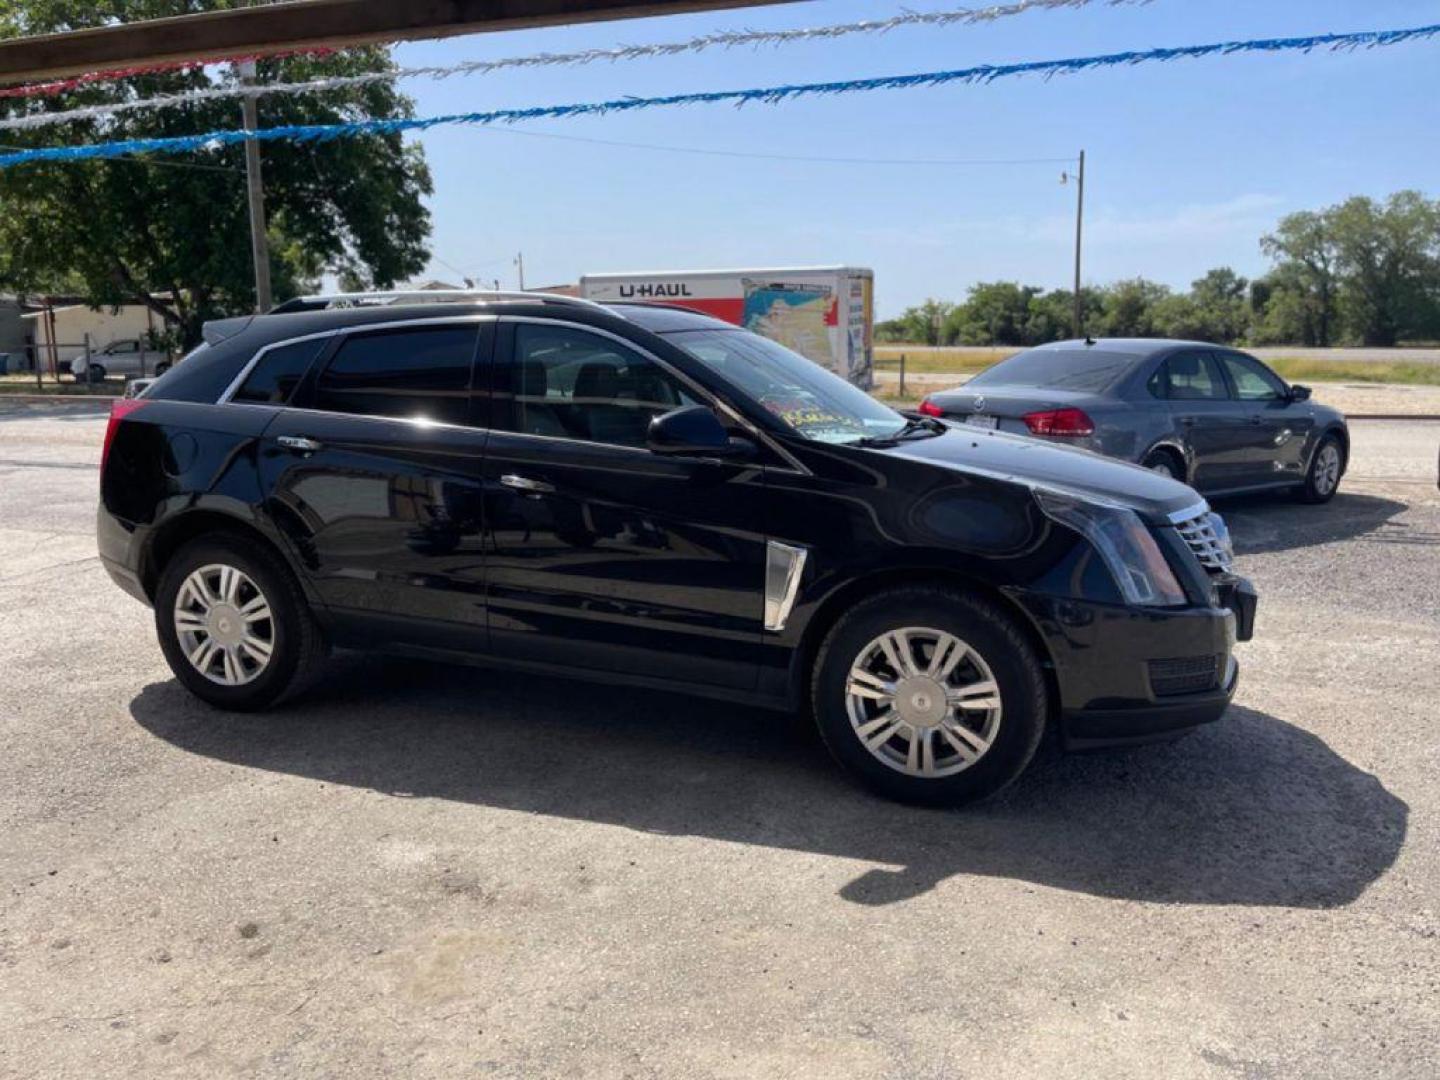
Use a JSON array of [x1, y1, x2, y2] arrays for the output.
[[648, 405, 754, 459], [1289, 384, 1312, 402]]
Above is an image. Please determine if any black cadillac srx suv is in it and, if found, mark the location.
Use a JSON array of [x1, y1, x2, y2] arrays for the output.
[[98, 292, 1257, 805]]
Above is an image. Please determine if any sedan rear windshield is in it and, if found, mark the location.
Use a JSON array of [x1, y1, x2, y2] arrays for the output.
[[968, 348, 1133, 392]]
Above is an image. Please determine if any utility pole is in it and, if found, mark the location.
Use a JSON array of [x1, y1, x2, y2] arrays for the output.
[[514, 252, 525, 291], [238, 60, 272, 313], [1061, 150, 1086, 339]]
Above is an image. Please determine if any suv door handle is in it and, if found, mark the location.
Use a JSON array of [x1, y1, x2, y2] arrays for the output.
[[500, 474, 555, 495], [1248, 416, 1265, 425], [1179, 416, 1197, 427], [277, 435, 322, 453]]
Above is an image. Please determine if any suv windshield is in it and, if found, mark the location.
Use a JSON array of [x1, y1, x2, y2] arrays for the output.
[[969, 347, 1132, 392], [665, 329, 905, 444]]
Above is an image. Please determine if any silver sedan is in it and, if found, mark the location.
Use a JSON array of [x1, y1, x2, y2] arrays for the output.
[[919, 338, 1349, 503]]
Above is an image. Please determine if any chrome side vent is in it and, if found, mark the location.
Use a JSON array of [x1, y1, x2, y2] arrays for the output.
[[763, 541, 808, 633]]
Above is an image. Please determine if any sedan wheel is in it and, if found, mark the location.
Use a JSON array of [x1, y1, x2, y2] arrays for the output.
[[1313, 443, 1341, 497], [173, 563, 275, 686], [845, 627, 1002, 779], [1298, 435, 1343, 504]]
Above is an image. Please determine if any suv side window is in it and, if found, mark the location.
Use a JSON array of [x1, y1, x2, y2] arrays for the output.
[[1218, 352, 1287, 401], [1157, 351, 1226, 401], [500, 323, 699, 448], [311, 325, 478, 425], [232, 338, 329, 405]]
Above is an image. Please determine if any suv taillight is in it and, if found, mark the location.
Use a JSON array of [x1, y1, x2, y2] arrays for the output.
[[1023, 407, 1094, 437], [917, 398, 944, 418], [101, 399, 147, 471]]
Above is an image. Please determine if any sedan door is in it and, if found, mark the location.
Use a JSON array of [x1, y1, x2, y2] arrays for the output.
[[479, 318, 771, 691], [1214, 350, 1313, 487], [258, 320, 495, 650], [1155, 349, 1251, 491]]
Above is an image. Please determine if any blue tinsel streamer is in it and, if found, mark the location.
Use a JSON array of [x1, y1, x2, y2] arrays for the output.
[[1, 22, 1436, 169]]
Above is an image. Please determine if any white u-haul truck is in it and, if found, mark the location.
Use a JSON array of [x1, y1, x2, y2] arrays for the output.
[[580, 266, 875, 389]]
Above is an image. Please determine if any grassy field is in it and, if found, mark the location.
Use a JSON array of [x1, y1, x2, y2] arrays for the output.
[[874, 345, 1440, 386]]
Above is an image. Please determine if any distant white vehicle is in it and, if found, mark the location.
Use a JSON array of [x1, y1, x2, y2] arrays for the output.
[[71, 339, 171, 382]]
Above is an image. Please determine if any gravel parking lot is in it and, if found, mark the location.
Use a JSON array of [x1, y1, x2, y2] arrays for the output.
[[2, 401, 1437, 1079]]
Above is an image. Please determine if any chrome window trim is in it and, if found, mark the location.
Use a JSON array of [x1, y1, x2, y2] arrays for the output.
[[499, 315, 809, 475], [215, 314, 499, 406], [763, 541, 809, 632]]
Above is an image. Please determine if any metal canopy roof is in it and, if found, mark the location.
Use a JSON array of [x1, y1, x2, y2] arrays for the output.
[[0, 0, 800, 85]]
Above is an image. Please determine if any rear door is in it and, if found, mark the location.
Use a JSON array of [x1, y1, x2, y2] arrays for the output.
[[480, 318, 771, 691], [1155, 349, 1249, 491], [1214, 350, 1312, 487], [258, 320, 495, 649]]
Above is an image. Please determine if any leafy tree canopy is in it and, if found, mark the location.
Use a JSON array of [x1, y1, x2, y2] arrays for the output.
[[0, 1, 433, 345]]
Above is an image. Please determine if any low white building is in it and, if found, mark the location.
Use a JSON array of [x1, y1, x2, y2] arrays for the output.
[[20, 300, 168, 374]]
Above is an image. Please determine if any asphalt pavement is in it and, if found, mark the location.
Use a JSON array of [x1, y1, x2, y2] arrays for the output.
[[1, 402, 1437, 1079]]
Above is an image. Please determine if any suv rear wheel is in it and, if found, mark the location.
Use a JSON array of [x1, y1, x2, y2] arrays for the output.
[[154, 533, 325, 710], [812, 587, 1048, 805]]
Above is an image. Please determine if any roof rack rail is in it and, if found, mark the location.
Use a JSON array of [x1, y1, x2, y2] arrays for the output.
[[269, 289, 605, 315]]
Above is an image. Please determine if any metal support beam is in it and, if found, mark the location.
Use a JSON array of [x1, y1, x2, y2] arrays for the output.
[[238, 62, 273, 314], [0, 0, 801, 86]]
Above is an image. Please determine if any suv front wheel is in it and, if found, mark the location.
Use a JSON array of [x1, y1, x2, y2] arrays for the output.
[[812, 587, 1048, 806], [154, 533, 326, 710]]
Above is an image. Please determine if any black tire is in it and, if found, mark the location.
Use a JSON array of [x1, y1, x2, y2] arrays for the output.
[[811, 586, 1048, 806], [1297, 433, 1343, 504], [86, 364, 107, 383], [1142, 447, 1184, 481], [154, 533, 326, 711]]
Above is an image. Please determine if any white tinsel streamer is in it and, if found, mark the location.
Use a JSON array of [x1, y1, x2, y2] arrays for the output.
[[0, 0, 1146, 132]]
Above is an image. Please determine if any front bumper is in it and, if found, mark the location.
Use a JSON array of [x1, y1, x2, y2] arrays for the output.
[[1014, 573, 1257, 751]]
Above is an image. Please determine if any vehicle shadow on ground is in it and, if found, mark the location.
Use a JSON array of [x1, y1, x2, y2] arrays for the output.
[[1216, 491, 1411, 555], [130, 656, 1407, 910]]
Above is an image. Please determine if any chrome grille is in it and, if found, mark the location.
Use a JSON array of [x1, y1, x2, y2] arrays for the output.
[[1170, 505, 1233, 573]]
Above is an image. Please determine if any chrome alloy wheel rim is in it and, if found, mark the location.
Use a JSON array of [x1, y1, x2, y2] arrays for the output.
[[1314, 443, 1341, 496], [173, 564, 274, 686], [1149, 460, 1175, 478], [844, 627, 1002, 779]]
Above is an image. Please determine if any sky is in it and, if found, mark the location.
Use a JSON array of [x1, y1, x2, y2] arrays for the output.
[[388, 0, 1440, 318]]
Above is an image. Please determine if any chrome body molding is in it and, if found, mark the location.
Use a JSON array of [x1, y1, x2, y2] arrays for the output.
[[763, 541, 808, 633]]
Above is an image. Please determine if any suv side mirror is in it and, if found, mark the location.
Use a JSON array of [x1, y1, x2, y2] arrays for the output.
[[1289, 384, 1312, 402], [648, 405, 754, 459]]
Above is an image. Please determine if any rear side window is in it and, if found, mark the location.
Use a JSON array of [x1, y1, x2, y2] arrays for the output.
[[1156, 351, 1226, 401], [311, 326, 478, 425], [232, 338, 328, 404]]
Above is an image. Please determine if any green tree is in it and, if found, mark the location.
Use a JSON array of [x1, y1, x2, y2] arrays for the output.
[[0, 1, 432, 345], [945, 281, 1038, 346], [1097, 278, 1171, 338], [1152, 267, 1250, 343], [1327, 192, 1440, 346], [876, 299, 954, 345], [1259, 210, 1339, 346]]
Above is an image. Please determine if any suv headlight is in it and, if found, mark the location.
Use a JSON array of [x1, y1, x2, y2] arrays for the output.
[[1035, 489, 1188, 607]]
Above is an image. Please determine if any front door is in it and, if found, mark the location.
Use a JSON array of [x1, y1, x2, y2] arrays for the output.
[[480, 319, 771, 690], [260, 321, 494, 649], [1214, 350, 1313, 487]]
